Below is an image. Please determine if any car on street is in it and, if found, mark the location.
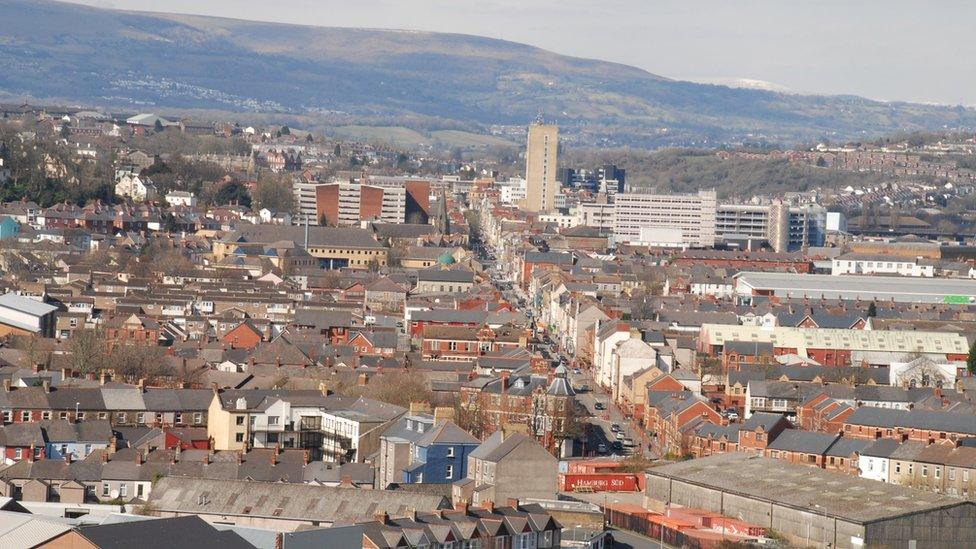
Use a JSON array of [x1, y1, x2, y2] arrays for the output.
[[572, 368, 581, 375], [594, 402, 606, 411], [610, 423, 621, 433], [611, 441, 623, 452], [722, 409, 740, 421], [597, 443, 608, 454], [577, 384, 589, 392]]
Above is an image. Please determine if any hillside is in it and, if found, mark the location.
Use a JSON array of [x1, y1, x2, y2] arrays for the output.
[[2, 0, 975, 147]]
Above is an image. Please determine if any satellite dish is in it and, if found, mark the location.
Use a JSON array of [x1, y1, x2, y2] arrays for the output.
[[110, 489, 119, 498]]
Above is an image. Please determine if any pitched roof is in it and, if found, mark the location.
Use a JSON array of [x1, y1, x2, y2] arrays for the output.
[[75, 515, 255, 549]]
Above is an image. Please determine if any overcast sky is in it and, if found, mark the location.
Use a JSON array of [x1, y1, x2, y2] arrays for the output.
[[73, 0, 975, 105]]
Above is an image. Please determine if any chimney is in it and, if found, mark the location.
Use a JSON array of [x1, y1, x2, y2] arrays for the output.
[[2, 379, 10, 392], [173, 445, 181, 464], [32, 362, 41, 373], [248, 356, 256, 368], [203, 453, 210, 465], [211, 382, 219, 394], [64, 453, 72, 464], [108, 436, 117, 453], [303, 449, 309, 465], [27, 449, 35, 463], [339, 475, 354, 488], [237, 450, 244, 465], [374, 511, 389, 524], [137, 378, 145, 392], [500, 370, 509, 392], [275, 356, 282, 368], [102, 452, 109, 463], [506, 498, 520, 509], [483, 500, 494, 512], [433, 407, 455, 425], [453, 501, 469, 514], [42, 380, 50, 393], [99, 371, 108, 385], [135, 450, 144, 465]]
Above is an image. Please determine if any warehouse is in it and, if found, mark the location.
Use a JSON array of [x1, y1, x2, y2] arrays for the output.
[[645, 453, 976, 549], [698, 323, 969, 366], [733, 271, 976, 304]]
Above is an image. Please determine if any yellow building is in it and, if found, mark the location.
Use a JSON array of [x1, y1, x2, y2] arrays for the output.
[[212, 225, 388, 270], [207, 391, 250, 451], [522, 120, 558, 213]]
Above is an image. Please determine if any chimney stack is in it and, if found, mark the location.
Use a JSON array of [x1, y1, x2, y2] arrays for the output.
[[135, 450, 144, 465], [99, 371, 108, 385], [373, 511, 389, 525], [42, 380, 50, 393], [3, 379, 11, 392], [137, 378, 145, 392]]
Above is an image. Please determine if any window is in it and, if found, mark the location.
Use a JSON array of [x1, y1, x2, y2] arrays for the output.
[[965, 470, 970, 483], [98, 412, 108, 420], [267, 433, 279, 443], [14, 448, 22, 460], [102, 483, 110, 497], [447, 446, 455, 458], [20, 411, 29, 422], [175, 413, 183, 424], [236, 416, 245, 425], [268, 416, 280, 425], [120, 483, 127, 497], [936, 468, 941, 479], [446, 465, 454, 478], [950, 468, 956, 481], [235, 433, 245, 443], [194, 413, 203, 425], [1, 411, 10, 423], [84, 444, 92, 456], [137, 413, 146, 424], [922, 466, 928, 477], [77, 412, 85, 421], [116, 412, 127, 423], [137, 484, 144, 497]]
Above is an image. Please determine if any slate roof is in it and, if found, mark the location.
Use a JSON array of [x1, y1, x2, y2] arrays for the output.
[[845, 407, 976, 435], [149, 477, 450, 524], [414, 421, 480, 447], [76, 515, 255, 549]]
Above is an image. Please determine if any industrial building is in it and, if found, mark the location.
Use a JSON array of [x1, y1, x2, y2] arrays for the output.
[[698, 323, 969, 365], [733, 271, 976, 303], [612, 190, 717, 248], [645, 453, 976, 549]]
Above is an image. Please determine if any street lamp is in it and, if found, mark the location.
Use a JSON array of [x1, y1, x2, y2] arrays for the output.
[[75, 401, 79, 421]]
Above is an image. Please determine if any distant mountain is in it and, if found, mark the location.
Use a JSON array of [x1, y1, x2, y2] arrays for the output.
[[2, 0, 975, 147]]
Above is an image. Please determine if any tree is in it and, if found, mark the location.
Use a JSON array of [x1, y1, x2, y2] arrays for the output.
[[867, 302, 877, 318], [68, 329, 109, 376], [359, 370, 432, 408], [967, 341, 976, 375], [334, 143, 341, 157], [280, 125, 291, 135], [252, 175, 295, 213], [154, 119, 164, 133], [212, 180, 252, 207]]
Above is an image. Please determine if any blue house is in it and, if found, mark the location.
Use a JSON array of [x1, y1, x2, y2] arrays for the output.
[[0, 216, 19, 240], [402, 421, 480, 484]]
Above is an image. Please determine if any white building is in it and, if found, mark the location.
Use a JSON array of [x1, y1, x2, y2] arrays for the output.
[[609, 333, 657, 401], [831, 254, 935, 277], [538, 212, 578, 229], [498, 177, 527, 205], [165, 191, 197, 207], [613, 190, 717, 247], [576, 202, 615, 228], [115, 174, 157, 202]]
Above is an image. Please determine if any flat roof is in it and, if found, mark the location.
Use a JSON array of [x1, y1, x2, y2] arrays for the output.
[[734, 272, 976, 303], [700, 324, 969, 355], [646, 453, 970, 524]]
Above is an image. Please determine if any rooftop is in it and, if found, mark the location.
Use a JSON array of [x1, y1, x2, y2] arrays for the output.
[[647, 453, 971, 524]]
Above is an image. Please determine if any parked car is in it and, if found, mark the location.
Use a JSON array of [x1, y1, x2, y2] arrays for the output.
[[597, 443, 608, 454], [577, 384, 589, 393], [594, 402, 606, 411], [611, 441, 623, 452], [621, 438, 636, 448], [572, 368, 581, 375], [610, 423, 621, 433]]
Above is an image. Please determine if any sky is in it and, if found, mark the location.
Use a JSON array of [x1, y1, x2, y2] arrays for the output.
[[72, 0, 976, 105]]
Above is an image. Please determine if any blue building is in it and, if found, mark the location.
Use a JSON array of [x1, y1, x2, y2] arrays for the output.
[[402, 421, 480, 484]]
